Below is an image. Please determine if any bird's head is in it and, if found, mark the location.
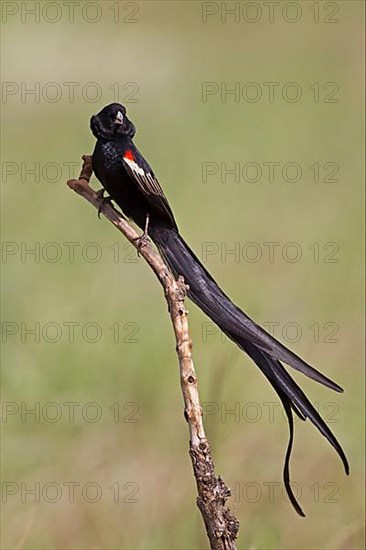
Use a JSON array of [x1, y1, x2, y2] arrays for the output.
[[90, 103, 136, 140]]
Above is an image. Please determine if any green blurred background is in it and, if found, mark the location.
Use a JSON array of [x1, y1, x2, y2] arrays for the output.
[[1, 1, 364, 548]]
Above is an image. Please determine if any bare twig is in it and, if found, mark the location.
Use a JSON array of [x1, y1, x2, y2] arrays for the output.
[[67, 156, 239, 549]]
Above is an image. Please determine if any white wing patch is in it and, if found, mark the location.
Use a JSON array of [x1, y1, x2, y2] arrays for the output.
[[123, 154, 164, 196], [123, 155, 145, 176]]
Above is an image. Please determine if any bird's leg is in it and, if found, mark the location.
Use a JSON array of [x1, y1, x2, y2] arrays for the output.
[[133, 213, 150, 255], [96, 188, 114, 219], [142, 212, 150, 239]]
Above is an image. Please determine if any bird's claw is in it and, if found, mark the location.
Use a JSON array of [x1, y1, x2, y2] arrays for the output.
[[132, 233, 150, 256], [132, 213, 150, 256], [96, 189, 113, 218]]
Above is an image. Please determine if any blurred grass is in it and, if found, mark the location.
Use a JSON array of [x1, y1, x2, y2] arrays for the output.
[[1, 1, 364, 549]]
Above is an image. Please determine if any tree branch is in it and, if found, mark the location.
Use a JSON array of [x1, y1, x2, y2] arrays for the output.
[[67, 156, 239, 549]]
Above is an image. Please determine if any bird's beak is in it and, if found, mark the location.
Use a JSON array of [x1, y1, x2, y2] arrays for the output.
[[114, 111, 124, 125]]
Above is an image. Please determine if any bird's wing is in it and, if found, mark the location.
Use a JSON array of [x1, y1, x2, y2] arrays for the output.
[[122, 149, 177, 229]]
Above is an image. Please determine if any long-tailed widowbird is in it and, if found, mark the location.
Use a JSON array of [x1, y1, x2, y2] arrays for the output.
[[90, 103, 349, 516]]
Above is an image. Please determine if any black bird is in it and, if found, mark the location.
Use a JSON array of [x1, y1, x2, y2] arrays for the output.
[[90, 103, 349, 516]]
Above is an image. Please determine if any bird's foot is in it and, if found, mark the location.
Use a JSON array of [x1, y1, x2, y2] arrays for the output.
[[132, 213, 150, 256], [96, 189, 113, 218], [132, 232, 150, 256]]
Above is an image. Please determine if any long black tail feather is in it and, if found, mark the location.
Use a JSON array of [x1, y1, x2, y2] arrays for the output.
[[149, 226, 349, 514], [240, 341, 306, 516], [235, 340, 349, 515], [150, 227, 343, 391]]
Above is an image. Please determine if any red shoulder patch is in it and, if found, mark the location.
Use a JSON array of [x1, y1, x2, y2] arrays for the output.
[[124, 150, 135, 161]]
